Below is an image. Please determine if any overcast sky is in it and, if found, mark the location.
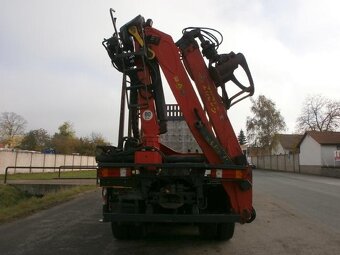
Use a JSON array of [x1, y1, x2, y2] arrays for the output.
[[1, 0, 339, 144]]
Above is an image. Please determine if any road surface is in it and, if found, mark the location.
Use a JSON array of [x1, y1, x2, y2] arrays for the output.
[[1, 170, 340, 255]]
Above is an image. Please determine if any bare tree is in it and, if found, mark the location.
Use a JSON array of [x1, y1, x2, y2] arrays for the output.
[[0, 112, 27, 147], [296, 95, 340, 132], [246, 95, 286, 149]]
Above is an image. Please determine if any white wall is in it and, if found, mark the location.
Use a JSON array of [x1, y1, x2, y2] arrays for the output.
[[321, 145, 339, 167], [272, 143, 285, 155], [299, 135, 321, 165], [160, 120, 201, 153], [0, 150, 96, 174]]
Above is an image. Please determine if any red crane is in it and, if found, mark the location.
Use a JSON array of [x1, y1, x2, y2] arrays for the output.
[[97, 9, 255, 240]]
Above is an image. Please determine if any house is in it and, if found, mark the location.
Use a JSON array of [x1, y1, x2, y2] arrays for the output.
[[298, 131, 340, 175], [271, 134, 303, 155], [247, 134, 303, 157]]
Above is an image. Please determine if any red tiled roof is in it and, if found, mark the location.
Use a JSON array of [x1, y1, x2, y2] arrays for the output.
[[307, 131, 340, 145]]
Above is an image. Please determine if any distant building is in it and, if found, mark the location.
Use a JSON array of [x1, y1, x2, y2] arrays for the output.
[[160, 104, 201, 153], [247, 134, 303, 157], [298, 131, 340, 171], [271, 134, 303, 155], [248, 131, 340, 176]]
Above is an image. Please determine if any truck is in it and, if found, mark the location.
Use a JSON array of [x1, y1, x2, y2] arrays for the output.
[[96, 9, 256, 240]]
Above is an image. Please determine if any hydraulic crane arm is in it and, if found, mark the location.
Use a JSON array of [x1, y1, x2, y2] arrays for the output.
[[102, 14, 254, 165], [176, 28, 254, 164], [143, 26, 226, 164], [100, 13, 256, 226], [143, 27, 254, 165]]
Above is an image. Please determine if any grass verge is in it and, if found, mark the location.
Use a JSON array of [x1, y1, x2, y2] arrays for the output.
[[0, 185, 97, 224], [0, 170, 97, 181]]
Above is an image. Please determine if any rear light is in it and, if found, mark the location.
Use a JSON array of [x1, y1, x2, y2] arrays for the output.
[[98, 168, 132, 178], [210, 169, 245, 179]]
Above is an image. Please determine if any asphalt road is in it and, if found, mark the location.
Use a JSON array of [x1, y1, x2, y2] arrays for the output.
[[1, 170, 340, 255]]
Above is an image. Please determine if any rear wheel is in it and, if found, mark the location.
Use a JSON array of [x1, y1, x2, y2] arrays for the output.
[[198, 223, 218, 240], [217, 222, 235, 240], [111, 223, 145, 240], [128, 224, 145, 239], [199, 222, 235, 240], [111, 223, 128, 240]]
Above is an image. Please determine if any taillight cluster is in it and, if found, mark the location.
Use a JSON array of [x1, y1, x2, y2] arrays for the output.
[[98, 168, 133, 178], [210, 169, 245, 179]]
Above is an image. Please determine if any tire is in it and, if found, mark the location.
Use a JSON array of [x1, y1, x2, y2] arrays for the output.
[[128, 224, 145, 239], [217, 222, 235, 240], [198, 223, 218, 240], [111, 223, 145, 240], [111, 223, 129, 240], [199, 222, 235, 240]]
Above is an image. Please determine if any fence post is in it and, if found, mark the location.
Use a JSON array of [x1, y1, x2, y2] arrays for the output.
[[53, 153, 57, 172], [29, 152, 33, 173], [14, 151, 18, 174], [72, 154, 75, 171], [43, 153, 46, 172]]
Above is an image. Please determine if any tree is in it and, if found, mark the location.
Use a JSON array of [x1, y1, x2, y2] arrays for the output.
[[0, 112, 27, 147], [20, 129, 51, 151], [246, 95, 286, 149], [76, 133, 109, 156], [296, 95, 340, 132], [90, 132, 108, 145], [51, 122, 78, 154], [57, 121, 76, 138], [237, 129, 247, 145]]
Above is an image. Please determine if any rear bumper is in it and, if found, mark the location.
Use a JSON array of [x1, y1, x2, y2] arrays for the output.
[[103, 213, 241, 223]]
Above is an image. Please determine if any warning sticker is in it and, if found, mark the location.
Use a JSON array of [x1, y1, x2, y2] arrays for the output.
[[142, 110, 153, 121]]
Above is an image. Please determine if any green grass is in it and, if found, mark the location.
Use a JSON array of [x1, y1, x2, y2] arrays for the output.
[[0, 185, 97, 223], [0, 185, 28, 207], [0, 170, 97, 181]]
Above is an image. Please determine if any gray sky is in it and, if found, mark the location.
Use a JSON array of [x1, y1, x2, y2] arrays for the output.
[[1, 0, 339, 144]]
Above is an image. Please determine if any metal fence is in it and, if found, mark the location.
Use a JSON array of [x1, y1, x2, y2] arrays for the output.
[[3, 165, 98, 184]]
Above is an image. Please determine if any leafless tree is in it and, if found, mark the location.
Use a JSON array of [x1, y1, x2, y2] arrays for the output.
[[296, 95, 340, 132], [0, 112, 27, 147]]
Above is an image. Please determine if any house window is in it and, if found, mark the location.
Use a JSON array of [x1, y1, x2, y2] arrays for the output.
[[337, 145, 340, 150]]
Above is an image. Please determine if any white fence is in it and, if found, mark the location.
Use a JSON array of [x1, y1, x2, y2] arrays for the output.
[[250, 153, 300, 173], [0, 150, 96, 174], [250, 153, 340, 178]]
